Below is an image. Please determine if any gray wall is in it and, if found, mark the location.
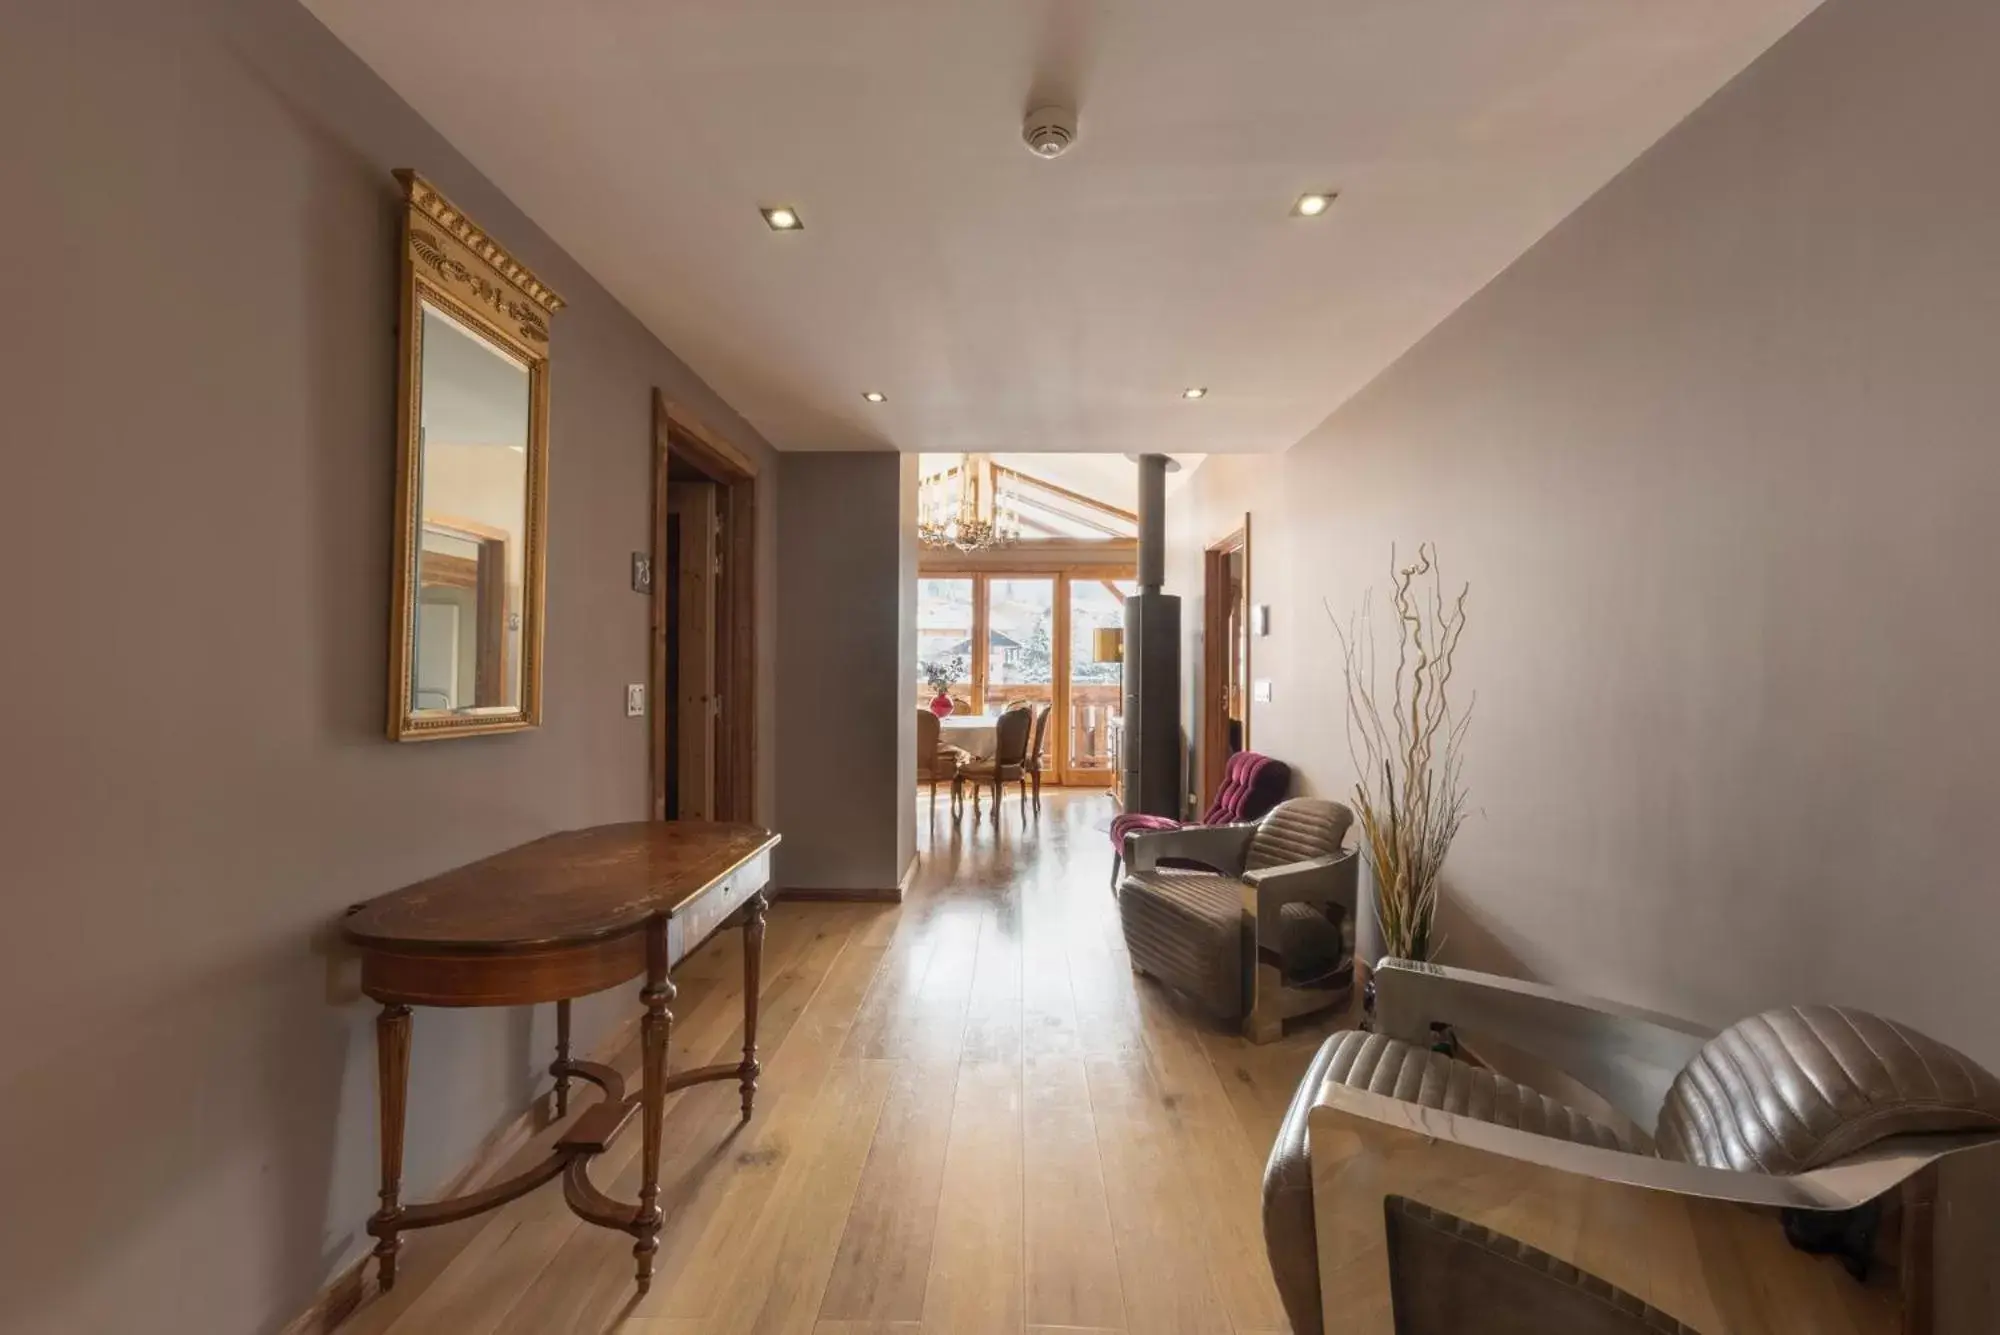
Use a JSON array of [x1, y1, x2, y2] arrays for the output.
[[896, 456, 921, 878], [1171, 0, 2000, 1070], [775, 452, 917, 894], [0, 0, 779, 1331]]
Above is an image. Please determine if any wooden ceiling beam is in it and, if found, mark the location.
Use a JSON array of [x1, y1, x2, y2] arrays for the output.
[[993, 465, 1139, 523]]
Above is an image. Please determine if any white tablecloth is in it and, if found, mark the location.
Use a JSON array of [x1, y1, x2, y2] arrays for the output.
[[939, 714, 998, 759]]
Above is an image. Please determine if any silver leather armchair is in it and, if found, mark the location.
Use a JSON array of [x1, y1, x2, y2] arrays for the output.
[[1263, 960, 2000, 1334], [1118, 798, 1356, 1042]]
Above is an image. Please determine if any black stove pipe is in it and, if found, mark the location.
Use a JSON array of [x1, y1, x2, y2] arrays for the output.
[[1121, 455, 1182, 817]]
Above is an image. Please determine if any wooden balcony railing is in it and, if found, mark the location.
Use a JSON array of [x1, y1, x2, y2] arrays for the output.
[[913, 682, 1122, 774]]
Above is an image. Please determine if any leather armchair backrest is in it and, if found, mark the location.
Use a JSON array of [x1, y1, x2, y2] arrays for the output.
[[1204, 751, 1293, 826], [1240, 754, 1293, 822], [1247, 798, 1353, 871], [1655, 1005, 2000, 1174]]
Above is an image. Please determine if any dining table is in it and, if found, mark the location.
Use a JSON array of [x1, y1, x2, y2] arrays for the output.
[[939, 712, 1000, 759]]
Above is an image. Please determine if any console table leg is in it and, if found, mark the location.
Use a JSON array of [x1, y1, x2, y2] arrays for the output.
[[552, 998, 573, 1118], [369, 1003, 412, 1290], [739, 892, 767, 1121], [633, 916, 676, 1294]]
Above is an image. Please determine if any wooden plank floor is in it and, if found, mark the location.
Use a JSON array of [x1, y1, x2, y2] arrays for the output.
[[336, 790, 1355, 1335]]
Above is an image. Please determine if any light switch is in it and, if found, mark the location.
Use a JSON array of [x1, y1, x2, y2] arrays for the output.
[[1252, 679, 1274, 703], [626, 683, 647, 717], [631, 552, 653, 594]]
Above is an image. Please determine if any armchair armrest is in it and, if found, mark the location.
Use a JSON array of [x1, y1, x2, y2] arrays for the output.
[[1243, 849, 1357, 924], [1371, 959, 1714, 1135], [1304, 1082, 2000, 1334], [1311, 1080, 1959, 1213], [1127, 822, 1256, 875]]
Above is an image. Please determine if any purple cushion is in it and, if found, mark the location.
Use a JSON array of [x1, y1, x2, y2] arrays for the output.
[[1110, 813, 1186, 846], [1108, 813, 1229, 874]]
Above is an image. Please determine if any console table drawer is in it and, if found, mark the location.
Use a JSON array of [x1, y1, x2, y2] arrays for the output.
[[670, 849, 771, 965]]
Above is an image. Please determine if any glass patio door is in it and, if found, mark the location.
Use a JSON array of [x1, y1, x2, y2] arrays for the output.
[[1065, 577, 1134, 784], [984, 577, 1057, 715]]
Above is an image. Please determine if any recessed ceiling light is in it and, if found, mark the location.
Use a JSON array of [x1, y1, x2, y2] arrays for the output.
[[862, 391, 887, 403], [1181, 386, 1208, 400], [1291, 191, 1337, 218], [761, 205, 803, 231]]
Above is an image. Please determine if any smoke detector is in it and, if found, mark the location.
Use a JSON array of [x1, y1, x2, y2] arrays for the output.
[[1023, 106, 1078, 158]]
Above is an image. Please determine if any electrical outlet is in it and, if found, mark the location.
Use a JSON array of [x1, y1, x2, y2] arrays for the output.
[[625, 683, 646, 717]]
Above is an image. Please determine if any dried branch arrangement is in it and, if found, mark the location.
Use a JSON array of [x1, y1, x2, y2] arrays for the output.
[[1329, 544, 1472, 963]]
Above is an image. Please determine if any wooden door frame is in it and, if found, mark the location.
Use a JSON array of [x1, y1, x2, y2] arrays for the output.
[[652, 390, 757, 823], [1200, 516, 1251, 814]]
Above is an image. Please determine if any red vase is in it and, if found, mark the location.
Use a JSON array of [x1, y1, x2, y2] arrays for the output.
[[929, 692, 953, 718]]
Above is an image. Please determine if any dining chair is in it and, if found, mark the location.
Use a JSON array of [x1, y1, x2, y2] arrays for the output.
[[1023, 703, 1054, 812], [954, 703, 1033, 822], [915, 708, 970, 813]]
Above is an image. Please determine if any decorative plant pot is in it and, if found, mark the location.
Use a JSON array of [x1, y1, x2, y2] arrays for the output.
[[1359, 960, 1460, 1055], [929, 692, 953, 718], [1356, 857, 1386, 971]]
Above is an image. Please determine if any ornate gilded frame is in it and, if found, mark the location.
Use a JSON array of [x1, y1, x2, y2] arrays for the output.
[[387, 170, 564, 741]]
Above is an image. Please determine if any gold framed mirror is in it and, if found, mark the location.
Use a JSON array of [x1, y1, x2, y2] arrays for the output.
[[387, 170, 563, 741]]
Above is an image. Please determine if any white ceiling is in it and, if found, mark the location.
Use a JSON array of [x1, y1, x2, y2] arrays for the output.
[[307, 0, 1819, 455]]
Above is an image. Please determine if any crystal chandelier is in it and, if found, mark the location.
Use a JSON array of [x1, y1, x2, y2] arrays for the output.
[[918, 457, 1022, 553]]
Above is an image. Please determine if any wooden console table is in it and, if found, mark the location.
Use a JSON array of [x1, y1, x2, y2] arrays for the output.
[[342, 821, 779, 1294]]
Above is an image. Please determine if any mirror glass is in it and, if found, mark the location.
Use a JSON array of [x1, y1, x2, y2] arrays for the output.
[[411, 302, 530, 716]]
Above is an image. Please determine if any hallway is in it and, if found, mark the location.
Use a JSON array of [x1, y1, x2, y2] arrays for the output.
[[338, 790, 1350, 1335]]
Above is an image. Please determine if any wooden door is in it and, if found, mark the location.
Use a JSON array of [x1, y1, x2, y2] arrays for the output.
[[667, 481, 718, 820]]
